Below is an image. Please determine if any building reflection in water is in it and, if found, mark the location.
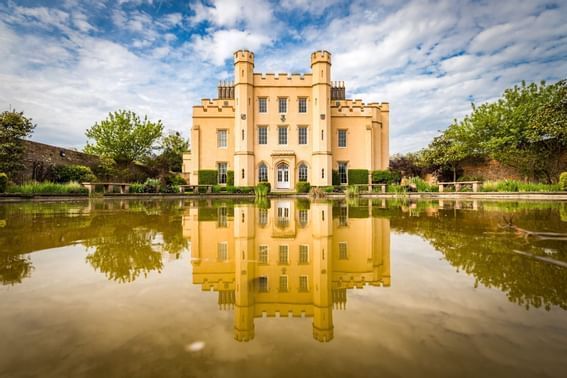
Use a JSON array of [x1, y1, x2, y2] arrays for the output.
[[183, 199, 390, 343]]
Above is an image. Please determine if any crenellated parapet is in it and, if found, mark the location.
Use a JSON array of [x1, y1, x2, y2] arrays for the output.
[[253, 73, 312, 87], [310, 50, 332, 66], [331, 99, 389, 118], [193, 98, 235, 118]]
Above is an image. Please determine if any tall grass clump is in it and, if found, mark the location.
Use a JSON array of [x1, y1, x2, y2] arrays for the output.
[[255, 182, 270, 197], [408, 177, 438, 192], [7, 181, 88, 194], [481, 180, 559, 192], [346, 185, 360, 197], [560, 172, 567, 191]]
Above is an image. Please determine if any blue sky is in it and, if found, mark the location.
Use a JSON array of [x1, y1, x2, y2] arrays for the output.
[[1, 0, 566, 154]]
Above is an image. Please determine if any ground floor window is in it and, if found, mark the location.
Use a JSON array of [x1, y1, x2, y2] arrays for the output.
[[218, 162, 227, 184], [298, 164, 308, 182], [338, 162, 348, 184], [258, 163, 268, 182]]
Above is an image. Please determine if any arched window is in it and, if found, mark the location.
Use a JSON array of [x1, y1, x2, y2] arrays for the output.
[[258, 163, 268, 182], [298, 164, 308, 182]]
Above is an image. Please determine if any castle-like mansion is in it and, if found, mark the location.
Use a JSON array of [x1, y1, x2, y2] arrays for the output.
[[182, 50, 389, 189]]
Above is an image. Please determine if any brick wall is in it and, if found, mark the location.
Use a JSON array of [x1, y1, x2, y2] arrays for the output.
[[16, 140, 100, 183]]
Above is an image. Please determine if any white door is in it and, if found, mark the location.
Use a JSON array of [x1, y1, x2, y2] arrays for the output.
[[276, 163, 290, 189]]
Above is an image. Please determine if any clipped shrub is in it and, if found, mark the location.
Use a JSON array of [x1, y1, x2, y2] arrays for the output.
[[347, 169, 369, 185], [296, 182, 311, 193], [143, 178, 161, 193], [198, 170, 218, 185], [51, 165, 96, 183], [560, 172, 567, 191], [332, 170, 340, 186], [0, 173, 8, 193], [227, 170, 234, 186], [129, 183, 144, 193], [372, 170, 401, 184]]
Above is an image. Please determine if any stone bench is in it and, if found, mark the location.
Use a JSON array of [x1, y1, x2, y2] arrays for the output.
[[81, 182, 131, 195], [438, 181, 482, 193]]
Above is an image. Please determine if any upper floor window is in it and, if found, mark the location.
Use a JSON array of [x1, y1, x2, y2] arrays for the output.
[[259, 97, 267, 113], [298, 98, 307, 113], [259, 245, 268, 264], [278, 97, 287, 113], [339, 242, 348, 260], [298, 127, 308, 145], [278, 127, 288, 145], [217, 242, 228, 261], [258, 276, 269, 292], [258, 126, 267, 145], [299, 275, 309, 292], [279, 245, 289, 264], [338, 129, 347, 147], [218, 162, 227, 184], [217, 129, 227, 148], [299, 245, 309, 263]]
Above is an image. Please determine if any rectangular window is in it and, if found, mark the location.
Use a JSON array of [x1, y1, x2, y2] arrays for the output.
[[299, 209, 308, 227], [339, 242, 348, 260], [258, 276, 268, 292], [278, 127, 288, 145], [339, 206, 348, 226], [299, 245, 309, 264], [298, 127, 307, 145], [278, 97, 287, 113], [279, 275, 288, 292], [217, 242, 228, 261], [217, 207, 228, 228], [259, 245, 268, 264], [299, 275, 308, 292], [259, 208, 268, 225], [217, 129, 227, 148], [259, 97, 267, 113], [338, 129, 347, 147], [338, 162, 348, 184], [279, 245, 289, 264], [298, 98, 307, 113], [258, 126, 267, 145], [218, 162, 227, 184]]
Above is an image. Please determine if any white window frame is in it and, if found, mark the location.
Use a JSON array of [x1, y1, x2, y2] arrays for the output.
[[217, 129, 227, 148], [278, 245, 289, 265], [259, 245, 269, 264], [298, 97, 307, 113], [278, 126, 288, 145], [338, 162, 348, 184], [217, 242, 228, 261], [299, 275, 309, 292], [279, 275, 288, 292], [218, 162, 228, 184], [278, 97, 287, 113], [258, 97, 267, 113], [338, 129, 347, 148], [299, 245, 309, 264], [298, 163, 308, 182], [339, 241, 348, 260], [298, 126, 308, 145], [258, 126, 268, 145]]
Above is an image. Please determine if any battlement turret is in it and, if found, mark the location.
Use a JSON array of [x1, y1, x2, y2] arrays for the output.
[[310, 50, 332, 66]]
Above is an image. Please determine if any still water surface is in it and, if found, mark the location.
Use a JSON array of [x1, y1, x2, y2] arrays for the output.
[[0, 199, 566, 377]]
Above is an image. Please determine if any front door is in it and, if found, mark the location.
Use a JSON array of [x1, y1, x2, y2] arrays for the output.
[[276, 163, 290, 189]]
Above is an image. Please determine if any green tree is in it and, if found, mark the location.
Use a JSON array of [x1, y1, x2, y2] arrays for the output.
[[85, 110, 163, 165], [421, 124, 471, 181], [156, 132, 189, 173], [0, 109, 36, 179]]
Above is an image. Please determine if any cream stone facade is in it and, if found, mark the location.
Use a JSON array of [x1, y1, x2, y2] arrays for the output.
[[182, 200, 391, 342], [183, 50, 389, 189]]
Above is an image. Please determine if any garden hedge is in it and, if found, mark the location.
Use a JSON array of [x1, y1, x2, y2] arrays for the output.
[[348, 169, 369, 185], [198, 170, 218, 185]]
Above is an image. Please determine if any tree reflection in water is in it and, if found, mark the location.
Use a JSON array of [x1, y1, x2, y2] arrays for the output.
[[0, 254, 33, 285]]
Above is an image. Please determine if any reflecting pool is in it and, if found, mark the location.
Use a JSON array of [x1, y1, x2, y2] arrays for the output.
[[0, 199, 566, 377]]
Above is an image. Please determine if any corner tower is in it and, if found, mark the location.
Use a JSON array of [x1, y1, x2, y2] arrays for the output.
[[311, 51, 332, 186], [233, 50, 255, 186]]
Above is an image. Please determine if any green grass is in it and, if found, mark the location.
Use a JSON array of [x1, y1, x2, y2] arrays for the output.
[[6, 181, 88, 195]]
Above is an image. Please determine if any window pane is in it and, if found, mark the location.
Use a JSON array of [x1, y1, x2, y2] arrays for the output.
[[298, 164, 308, 182], [338, 129, 347, 147], [258, 127, 267, 144], [218, 162, 227, 184], [258, 276, 268, 292], [279, 276, 288, 292], [298, 98, 307, 113], [338, 162, 347, 184], [217, 130, 227, 148], [299, 245, 309, 263], [339, 242, 348, 260], [298, 127, 307, 144], [279, 245, 288, 264], [259, 245, 268, 263], [278, 98, 287, 113], [217, 242, 228, 261], [258, 163, 268, 182], [299, 276, 308, 292], [259, 98, 267, 113], [278, 127, 287, 145]]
